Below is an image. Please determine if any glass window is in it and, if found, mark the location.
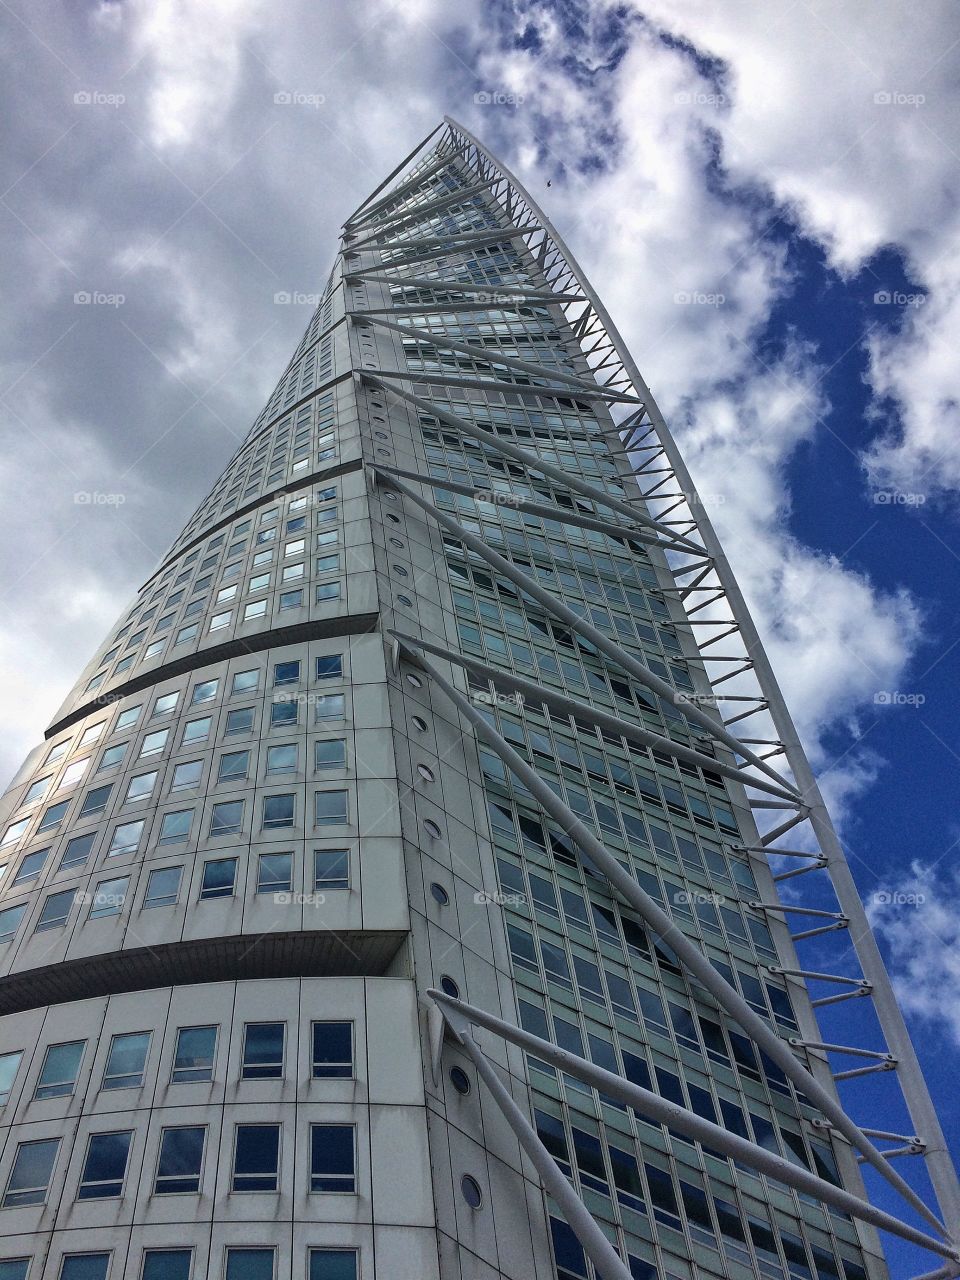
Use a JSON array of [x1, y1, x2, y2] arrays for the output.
[[60, 1257, 109, 1280], [140, 730, 168, 758], [57, 759, 90, 790], [37, 799, 70, 832], [309, 1125, 355, 1192], [243, 601, 267, 621], [1, 818, 29, 847], [313, 848, 349, 890], [231, 1125, 280, 1191], [311, 1023, 352, 1079], [152, 692, 179, 717], [191, 679, 218, 704], [2, 1138, 59, 1206], [225, 1251, 274, 1280], [315, 791, 347, 826], [315, 555, 339, 575], [88, 876, 128, 919], [210, 611, 232, 631], [262, 794, 294, 830], [102, 1031, 150, 1089], [182, 718, 211, 745], [77, 1130, 132, 1198], [98, 743, 127, 771], [314, 694, 344, 720], [35, 1040, 84, 1098], [273, 661, 300, 686], [315, 655, 342, 680], [225, 707, 254, 734], [141, 1251, 192, 1280], [218, 750, 249, 782], [242, 1024, 285, 1079], [0, 1049, 23, 1104], [116, 705, 142, 730], [314, 739, 345, 770], [0, 904, 26, 943], [13, 847, 49, 883], [159, 809, 193, 844], [209, 801, 243, 837], [171, 760, 203, 790], [108, 819, 144, 855], [23, 776, 51, 805], [172, 1026, 216, 1084], [315, 583, 340, 602], [144, 865, 182, 909], [266, 744, 297, 774], [36, 888, 75, 931], [0, 1259, 29, 1280], [231, 669, 259, 695], [308, 1251, 357, 1280], [125, 771, 158, 802], [155, 1126, 204, 1194], [79, 784, 111, 817], [270, 700, 298, 726], [257, 852, 292, 894], [59, 833, 95, 871], [200, 858, 237, 899]]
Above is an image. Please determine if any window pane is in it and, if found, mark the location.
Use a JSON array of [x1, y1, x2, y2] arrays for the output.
[[314, 739, 345, 769], [59, 833, 95, 870], [145, 866, 182, 908], [257, 853, 292, 894], [0, 1049, 23, 1104], [313, 849, 349, 890], [262, 794, 294, 829], [308, 1251, 357, 1280], [171, 761, 202, 789], [78, 1130, 132, 1198], [311, 1023, 352, 1078], [315, 656, 342, 680], [88, 877, 128, 919], [159, 810, 193, 844], [172, 1026, 216, 1083], [142, 1251, 192, 1280], [266, 744, 297, 773], [155, 1126, 204, 1194], [36, 1041, 84, 1098], [210, 802, 243, 836], [0, 904, 26, 943], [273, 661, 300, 685], [200, 859, 236, 899], [109, 819, 144, 854], [242, 1024, 284, 1079], [36, 889, 75, 931], [314, 791, 347, 826], [225, 1251, 274, 1280], [3, 1138, 59, 1206], [313, 695, 344, 720], [232, 1125, 280, 1191], [103, 1031, 150, 1090], [59, 1257, 109, 1280], [309, 1124, 355, 1192], [14, 848, 48, 882], [0, 1260, 29, 1280], [218, 751, 249, 782]]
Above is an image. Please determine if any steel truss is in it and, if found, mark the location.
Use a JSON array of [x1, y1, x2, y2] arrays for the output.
[[339, 115, 960, 1271]]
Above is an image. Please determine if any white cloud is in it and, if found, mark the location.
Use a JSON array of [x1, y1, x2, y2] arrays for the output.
[[867, 859, 960, 1048]]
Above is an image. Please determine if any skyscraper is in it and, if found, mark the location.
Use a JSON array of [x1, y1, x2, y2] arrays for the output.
[[0, 116, 954, 1280]]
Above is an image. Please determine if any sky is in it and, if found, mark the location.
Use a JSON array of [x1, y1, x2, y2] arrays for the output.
[[1, 0, 959, 1273]]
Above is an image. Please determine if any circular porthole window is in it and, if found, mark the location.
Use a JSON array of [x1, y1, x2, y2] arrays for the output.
[[417, 763, 435, 782], [423, 818, 441, 838], [405, 672, 422, 688], [375, 430, 389, 440], [461, 1174, 483, 1209], [385, 512, 400, 524], [397, 593, 413, 606], [393, 564, 408, 578], [450, 1066, 471, 1095], [430, 881, 449, 905], [383, 492, 397, 503], [389, 537, 404, 549], [411, 715, 428, 732], [440, 975, 460, 998], [376, 447, 392, 456]]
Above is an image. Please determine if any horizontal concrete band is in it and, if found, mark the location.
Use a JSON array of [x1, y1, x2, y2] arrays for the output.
[[0, 928, 408, 1016], [45, 611, 381, 740]]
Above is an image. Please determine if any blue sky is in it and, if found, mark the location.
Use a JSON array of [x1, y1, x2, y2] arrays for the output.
[[0, 1, 958, 1273]]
